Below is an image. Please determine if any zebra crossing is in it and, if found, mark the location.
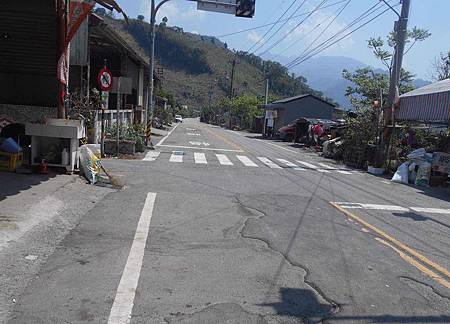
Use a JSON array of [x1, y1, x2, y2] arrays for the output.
[[144, 151, 356, 175]]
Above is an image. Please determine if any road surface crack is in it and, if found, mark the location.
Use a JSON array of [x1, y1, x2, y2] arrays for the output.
[[234, 196, 340, 323]]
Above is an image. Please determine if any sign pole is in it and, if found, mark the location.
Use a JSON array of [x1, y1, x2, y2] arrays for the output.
[[116, 77, 121, 157], [98, 60, 113, 157], [101, 108, 105, 157]]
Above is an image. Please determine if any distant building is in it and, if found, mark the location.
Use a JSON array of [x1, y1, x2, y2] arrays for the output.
[[262, 94, 340, 133], [397, 78, 450, 123]]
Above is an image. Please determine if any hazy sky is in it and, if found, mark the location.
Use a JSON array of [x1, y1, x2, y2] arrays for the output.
[[116, 0, 450, 79]]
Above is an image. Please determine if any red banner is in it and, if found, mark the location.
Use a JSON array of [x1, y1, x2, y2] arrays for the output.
[[66, 0, 95, 48]]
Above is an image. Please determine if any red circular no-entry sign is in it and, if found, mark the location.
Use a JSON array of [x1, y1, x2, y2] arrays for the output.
[[98, 67, 113, 91]]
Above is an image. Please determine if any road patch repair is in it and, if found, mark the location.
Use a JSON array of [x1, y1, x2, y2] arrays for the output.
[[330, 202, 450, 290]]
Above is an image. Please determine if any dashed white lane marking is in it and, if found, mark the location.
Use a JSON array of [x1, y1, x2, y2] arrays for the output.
[[194, 152, 207, 164], [317, 162, 353, 175], [237, 155, 259, 167], [169, 152, 183, 163], [276, 159, 306, 171], [108, 192, 157, 324], [216, 154, 233, 166], [257, 157, 283, 169], [143, 151, 160, 161], [410, 207, 450, 215], [297, 161, 330, 173]]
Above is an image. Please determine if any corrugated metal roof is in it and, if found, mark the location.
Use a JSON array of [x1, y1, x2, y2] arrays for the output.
[[397, 79, 450, 122], [401, 78, 450, 98], [272, 94, 336, 107]]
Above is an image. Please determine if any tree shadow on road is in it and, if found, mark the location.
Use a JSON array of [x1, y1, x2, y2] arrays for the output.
[[0, 171, 56, 202], [260, 288, 450, 323], [392, 212, 450, 230], [259, 287, 335, 321]]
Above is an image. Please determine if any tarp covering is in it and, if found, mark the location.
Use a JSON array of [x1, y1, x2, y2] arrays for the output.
[[397, 79, 450, 122]]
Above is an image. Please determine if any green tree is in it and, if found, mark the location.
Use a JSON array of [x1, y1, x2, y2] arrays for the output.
[[431, 51, 450, 81], [226, 95, 263, 129]]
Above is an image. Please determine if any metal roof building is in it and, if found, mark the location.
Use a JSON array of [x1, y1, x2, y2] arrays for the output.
[[397, 79, 450, 123]]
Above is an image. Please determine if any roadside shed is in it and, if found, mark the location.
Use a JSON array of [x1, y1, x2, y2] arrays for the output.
[[397, 78, 450, 123], [262, 94, 339, 133]]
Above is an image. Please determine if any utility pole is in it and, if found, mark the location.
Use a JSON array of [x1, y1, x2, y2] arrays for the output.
[[228, 58, 236, 129], [386, 0, 410, 124], [377, 0, 410, 164], [208, 84, 213, 110], [264, 78, 269, 105]]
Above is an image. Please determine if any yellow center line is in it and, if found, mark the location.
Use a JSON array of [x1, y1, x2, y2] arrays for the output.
[[330, 202, 450, 286], [203, 127, 245, 151], [375, 238, 450, 289]]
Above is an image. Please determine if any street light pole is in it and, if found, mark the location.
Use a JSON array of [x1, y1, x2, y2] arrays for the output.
[[146, 0, 246, 138], [147, 0, 171, 147]]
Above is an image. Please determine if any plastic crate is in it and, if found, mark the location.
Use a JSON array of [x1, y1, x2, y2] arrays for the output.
[[0, 152, 23, 172]]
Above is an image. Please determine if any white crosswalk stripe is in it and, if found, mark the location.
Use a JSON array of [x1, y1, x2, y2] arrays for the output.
[[237, 155, 259, 167], [297, 161, 330, 173], [276, 159, 306, 171], [143, 151, 160, 161], [169, 152, 183, 163], [146, 152, 358, 175], [216, 154, 233, 166], [317, 162, 353, 175], [194, 152, 207, 164], [257, 157, 282, 169]]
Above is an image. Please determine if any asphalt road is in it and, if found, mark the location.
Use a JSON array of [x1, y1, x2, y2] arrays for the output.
[[7, 118, 450, 323]]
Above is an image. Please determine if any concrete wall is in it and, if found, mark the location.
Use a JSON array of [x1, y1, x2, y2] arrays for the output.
[[0, 104, 57, 125]]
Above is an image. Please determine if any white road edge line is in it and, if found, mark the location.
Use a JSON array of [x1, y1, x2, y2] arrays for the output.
[[158, 144, 244, 153], [108, 192, 157, 324], [155, 123, 180, 147]]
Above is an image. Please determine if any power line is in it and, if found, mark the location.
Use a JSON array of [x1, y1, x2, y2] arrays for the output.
[[256, 0, 328, 57], [288, 6, 393, 69], [285, 0, 384, 68], [216, 0, 348, 38], [271, 0, 351, 61], [251, 0, 310, 55], [290, 0, 352, 61], [285, 0, 390, 69], [246, 0, 300, 53]]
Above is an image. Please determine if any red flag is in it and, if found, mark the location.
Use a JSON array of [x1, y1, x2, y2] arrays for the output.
[[66, 0, 95, 48]]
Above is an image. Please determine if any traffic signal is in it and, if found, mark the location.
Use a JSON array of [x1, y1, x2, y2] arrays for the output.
[[235, 0, 255, 18]]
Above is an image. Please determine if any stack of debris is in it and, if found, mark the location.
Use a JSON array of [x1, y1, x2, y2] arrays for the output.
[[391, 148, 450, 188]]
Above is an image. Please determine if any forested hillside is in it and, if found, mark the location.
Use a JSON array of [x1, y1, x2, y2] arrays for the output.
[[99, 12, 333, 109]]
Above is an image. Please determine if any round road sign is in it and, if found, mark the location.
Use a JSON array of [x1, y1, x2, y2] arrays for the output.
[[98, 67, 113, 91]]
